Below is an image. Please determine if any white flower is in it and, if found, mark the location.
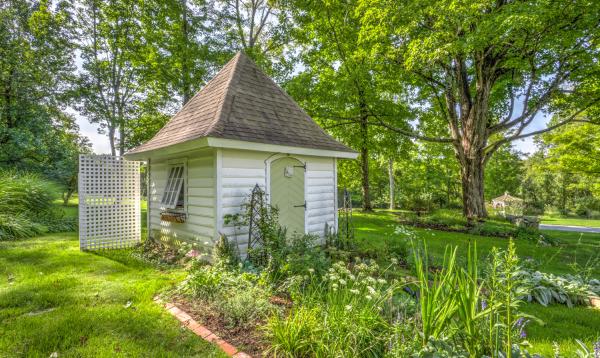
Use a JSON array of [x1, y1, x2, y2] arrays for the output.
[[350, 289, 359, 294], [308, 268, 315, 274], [390, 258, 399, 265], [332, 283, 338, 289], [345, 304, 352, 311], [349, 274, 356, 280], [339, 279, 347, 286], [367, 286, 376, 295], [377, 278, 386, 284], [366, 295, 372, 300]]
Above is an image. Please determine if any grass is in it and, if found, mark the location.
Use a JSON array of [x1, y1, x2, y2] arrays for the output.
[[353, 210, 600, 356], [354, 210, 600, 277], [522, 303, 600, 356], [0, 233, 225, 357], [541, 215, 600, 228]]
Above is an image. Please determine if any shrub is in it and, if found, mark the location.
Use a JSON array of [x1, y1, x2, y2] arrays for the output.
[[266, 260, 399, 357], [0, 170, 75, 240], [518, 271, 596, 307], [216, 285, 272, 328], [224, 187, 330, 285], [184, 261, 275, 328], [406, 240, 534, 357]]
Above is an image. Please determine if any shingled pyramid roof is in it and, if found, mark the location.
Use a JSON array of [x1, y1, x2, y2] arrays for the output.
[[128, 52, 355, 155]]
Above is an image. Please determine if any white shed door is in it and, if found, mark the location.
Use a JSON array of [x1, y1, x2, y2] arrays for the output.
[[78, 155, 141, 250]]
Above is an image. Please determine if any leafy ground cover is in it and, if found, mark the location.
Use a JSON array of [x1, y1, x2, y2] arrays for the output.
[[0, 233, 225, 357], [353, 210, 600, 355], [540, 215, 600, 228]]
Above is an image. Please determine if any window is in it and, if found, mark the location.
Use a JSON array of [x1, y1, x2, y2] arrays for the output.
[[161, 165, 185, 210]]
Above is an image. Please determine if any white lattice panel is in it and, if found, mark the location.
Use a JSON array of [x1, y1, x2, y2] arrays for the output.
[[79, 155, 141, 250]]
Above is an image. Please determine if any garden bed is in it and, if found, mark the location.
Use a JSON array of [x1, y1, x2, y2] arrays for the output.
[[170, 294, 269, 356]]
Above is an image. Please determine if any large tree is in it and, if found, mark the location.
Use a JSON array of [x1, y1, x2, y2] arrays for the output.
[[0, 0, 79, 167], [76, 0, 145, 156], [208, 0, 294, 79], [359, 0, 600, 219], [285, 0, 411, 211], [139, 0, 214, 106]]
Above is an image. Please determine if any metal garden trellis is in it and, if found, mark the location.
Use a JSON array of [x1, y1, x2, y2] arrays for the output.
[[247, 184, 266, 252], [338, 188, 354, 248]]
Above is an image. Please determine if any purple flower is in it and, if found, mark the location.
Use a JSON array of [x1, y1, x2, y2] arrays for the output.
[[520, 330, 527, 339], [594, 339, 600, 358], [515, 317, 525, 327], [481, 300, 488, 310]]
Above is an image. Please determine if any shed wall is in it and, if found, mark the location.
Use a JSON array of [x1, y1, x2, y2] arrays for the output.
[[219, 149, 337, 256], [148, 149, 216, 245]]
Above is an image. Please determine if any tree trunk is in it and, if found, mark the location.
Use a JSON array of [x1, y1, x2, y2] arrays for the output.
[[108, 126, 116, 156], [359, 104, 372, 212], [388, 158, 395, 210], [118, 111, 125, 156], [460, 155, 487, 220]]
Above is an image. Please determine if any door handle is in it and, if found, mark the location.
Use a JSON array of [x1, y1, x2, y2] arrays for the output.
[[294, 201, 307, 208]]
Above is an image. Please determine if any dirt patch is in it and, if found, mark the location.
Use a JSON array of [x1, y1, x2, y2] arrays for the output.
[[171, 295, 270, 356]]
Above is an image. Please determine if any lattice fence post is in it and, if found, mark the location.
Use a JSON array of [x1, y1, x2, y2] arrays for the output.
[[78, 155, 141, 250]]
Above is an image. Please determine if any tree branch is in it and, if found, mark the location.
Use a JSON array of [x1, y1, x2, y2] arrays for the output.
[[370, 116, 453, 143]]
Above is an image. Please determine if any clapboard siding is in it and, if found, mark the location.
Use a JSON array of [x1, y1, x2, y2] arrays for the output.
[[147, 146, 339, 252], [148, 149, 216, 243], [218, 149, 337, 252], [305, 158, 336, 236]]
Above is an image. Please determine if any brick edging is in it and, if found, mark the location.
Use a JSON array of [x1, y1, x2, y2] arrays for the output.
[[155, 298, 251, 357]]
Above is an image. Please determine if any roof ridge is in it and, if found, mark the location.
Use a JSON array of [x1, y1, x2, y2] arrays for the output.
[[207, 52, 245, 136]]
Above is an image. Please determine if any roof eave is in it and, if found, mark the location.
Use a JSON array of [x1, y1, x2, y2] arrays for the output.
[[206, 137, 358, 159], [123, 137, 210, 161]]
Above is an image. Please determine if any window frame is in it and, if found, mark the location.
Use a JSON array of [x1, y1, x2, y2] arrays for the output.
[[161, 160, 187, 212]]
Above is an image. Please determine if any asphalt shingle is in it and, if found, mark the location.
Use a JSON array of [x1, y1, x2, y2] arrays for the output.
[[128, 52, 355, 155]]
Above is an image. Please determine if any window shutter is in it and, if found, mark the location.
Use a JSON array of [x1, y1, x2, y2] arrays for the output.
[[161, 165, 184, 209]]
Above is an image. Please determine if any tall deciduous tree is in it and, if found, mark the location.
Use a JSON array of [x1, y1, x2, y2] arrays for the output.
[[76, 0, 144, 156], [209, 0, 293, 79], [140, 0, 213, 107], [0, 0, 80, 167], [285, 0, 411, 211], [359, 0, 600, 219]]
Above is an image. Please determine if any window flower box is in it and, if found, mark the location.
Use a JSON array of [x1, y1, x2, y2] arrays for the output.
[[160, 211, 187, 223]]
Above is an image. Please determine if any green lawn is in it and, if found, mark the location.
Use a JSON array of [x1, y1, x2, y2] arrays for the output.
[[0, 233, 225, 357], [541, 215, 600, 228], [353, 210, 600, 356], [354, 210, 600, 277]]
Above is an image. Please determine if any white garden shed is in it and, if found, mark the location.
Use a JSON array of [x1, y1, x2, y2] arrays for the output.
[[124, 52, 357, 255]]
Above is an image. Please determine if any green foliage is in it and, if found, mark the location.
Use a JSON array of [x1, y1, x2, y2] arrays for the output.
[[0, 170, 75, 240], [399, 209, 557, 246], [225, 188, 329, 284], [0, 1, 88, 192], [184, 261, 274, 329], [518, 271, 597, 307], [213, 234, 240, 267], [267, 261, 399, 357], [411, 244, 460, 345]]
